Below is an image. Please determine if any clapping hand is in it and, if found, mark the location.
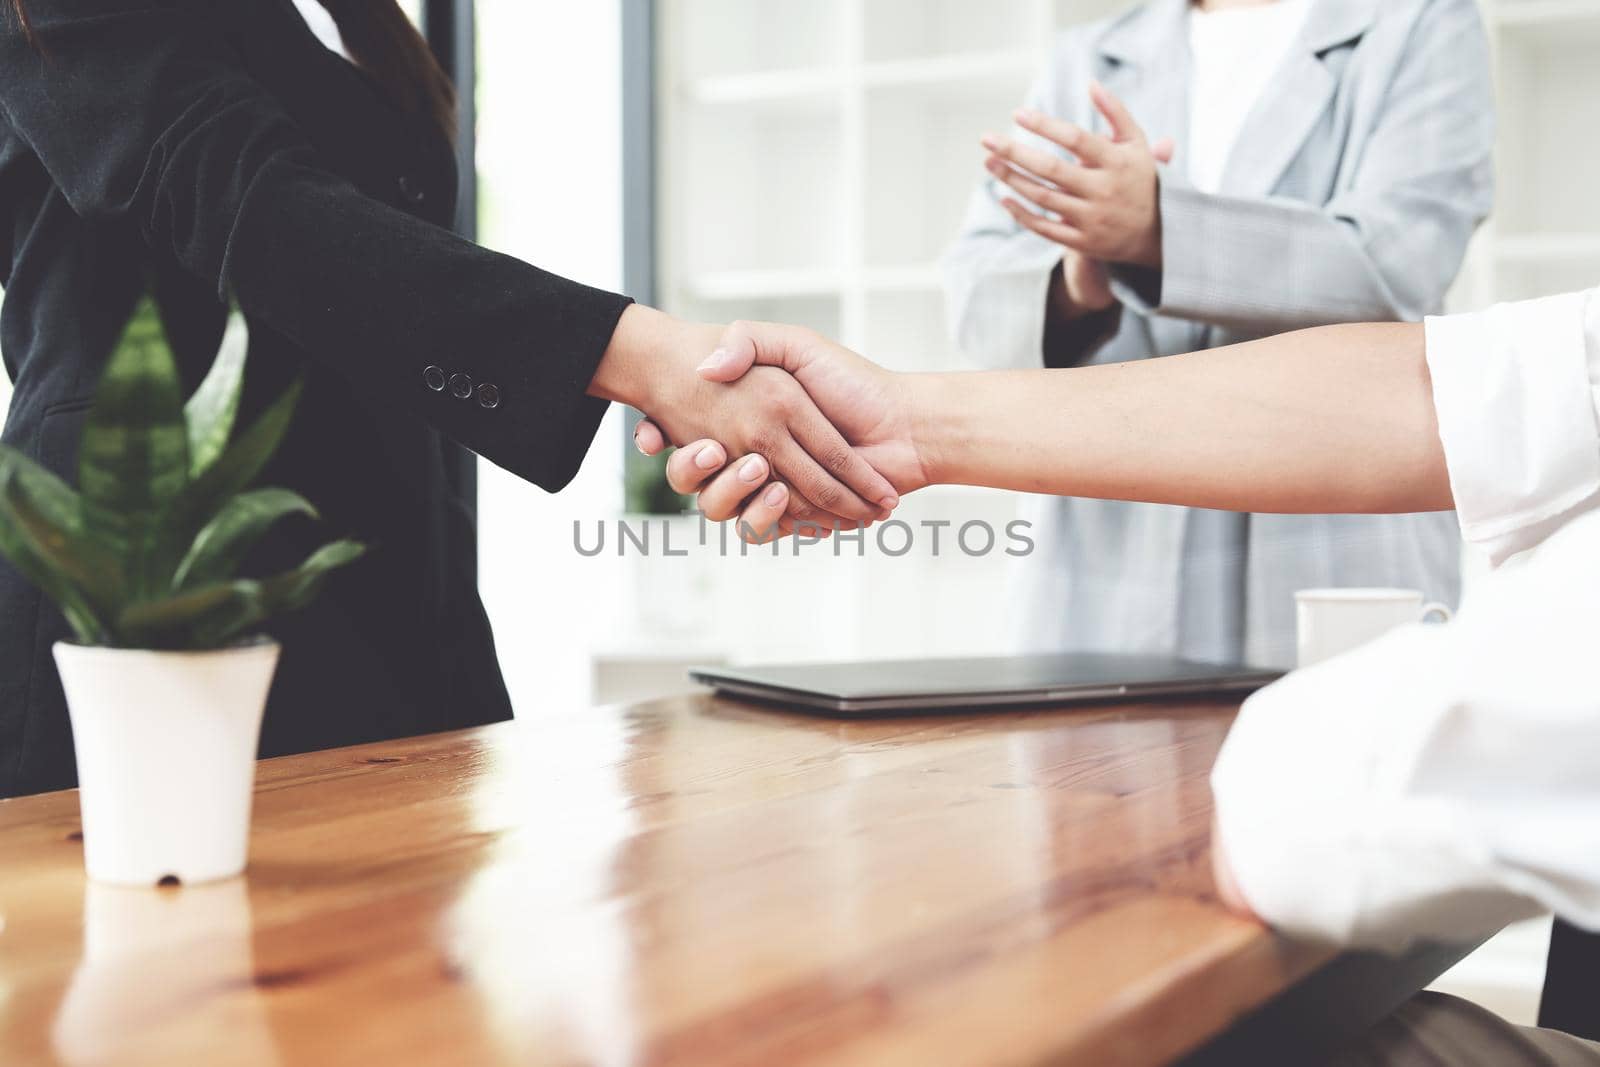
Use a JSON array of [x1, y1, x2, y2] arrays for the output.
[[981, 81, 1174, 277]]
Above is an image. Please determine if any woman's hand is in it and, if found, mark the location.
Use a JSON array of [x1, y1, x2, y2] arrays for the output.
[[591, 306, 901, 526], [1053, 248, 1116, 320], [652, 446, 796, 542], [634, 321, 932, 540], [982, 82, 1173, 269]]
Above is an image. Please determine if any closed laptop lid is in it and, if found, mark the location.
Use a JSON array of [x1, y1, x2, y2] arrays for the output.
[[691, 653, 1282, 714]]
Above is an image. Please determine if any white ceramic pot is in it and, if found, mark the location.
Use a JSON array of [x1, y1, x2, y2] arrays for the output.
[[53, 641, 280, 887]]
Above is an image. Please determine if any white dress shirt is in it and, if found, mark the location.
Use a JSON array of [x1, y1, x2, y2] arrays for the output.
[[291, 0, 346, 56], [1186, 0, 1314, 194], [1211, 288, 1600, 952]]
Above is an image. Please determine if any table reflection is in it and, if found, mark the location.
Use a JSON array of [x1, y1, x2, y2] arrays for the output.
[[449, 705, 642, 1066], [52, 880, 280, 1067], [444, 700, 1215, 1059]]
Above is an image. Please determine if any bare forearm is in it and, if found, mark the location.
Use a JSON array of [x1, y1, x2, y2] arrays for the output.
[[912, 322, 1453, 514]]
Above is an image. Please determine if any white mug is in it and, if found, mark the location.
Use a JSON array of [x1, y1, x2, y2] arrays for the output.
[[1294, 588, 1452, 668]]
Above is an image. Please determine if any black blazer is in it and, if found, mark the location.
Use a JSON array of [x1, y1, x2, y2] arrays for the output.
[[0, 0, 632, 797]]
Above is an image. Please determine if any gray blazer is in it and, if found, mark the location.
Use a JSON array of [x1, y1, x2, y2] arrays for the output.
[[943, 0, 1494, 667]]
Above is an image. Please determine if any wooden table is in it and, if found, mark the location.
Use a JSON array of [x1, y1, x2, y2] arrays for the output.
[[0, 694, 1471, 1067]]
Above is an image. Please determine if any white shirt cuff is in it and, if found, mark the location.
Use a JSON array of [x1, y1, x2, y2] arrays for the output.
[[1424, 290, 1600, 565]]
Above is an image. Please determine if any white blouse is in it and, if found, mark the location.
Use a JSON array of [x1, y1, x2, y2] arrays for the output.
[[1186, 0, 1314, 194], [1211, 288, 1600, 951]]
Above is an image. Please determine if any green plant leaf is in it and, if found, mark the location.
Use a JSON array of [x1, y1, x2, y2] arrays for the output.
[[171, 488, 317, 591], [0, 448, 114, 643], [78, 296, 190, 519], [116, 580, 258, 650], [256, 540, 365, 614], [201, 539, 365, 647], [117, 538, 364, 649], [152, 377, 303, 584], [117, 580, 251, 633], [184, 307, 249, 477], [0, 448, 126, 608]]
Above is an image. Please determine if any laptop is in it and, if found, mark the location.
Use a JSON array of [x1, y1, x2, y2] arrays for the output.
[[689, 653, 1283, 716]]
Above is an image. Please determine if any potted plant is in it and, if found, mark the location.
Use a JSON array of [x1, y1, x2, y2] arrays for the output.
[[0, 296, 362, 886]]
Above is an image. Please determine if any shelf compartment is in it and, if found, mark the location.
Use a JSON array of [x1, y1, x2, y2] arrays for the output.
[[665, 0, 847, 80], [668, 106, 845, 277], [683, 268, 845, 302], [1493, 232, 1600, 263], [1493, 34, 1600, 235], [864, 81, 1026, 267], [683, 69, 844, 112], [864, 49, 1039, 92], [683, 50, 1037, 110], [1489, 254, 1600, 304], [1491, 0, 1600, 44], [670, 293, 843, 343], [863, 0, 1039, 64], [1054, 0, 1146, 30], [864, 263, 945, 292]]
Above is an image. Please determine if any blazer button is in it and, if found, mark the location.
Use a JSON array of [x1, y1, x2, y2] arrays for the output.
[[423, 365, 446, 392], [448, 373, 473, 399], [398, 175, 426, 205], [476, 383, 501, 410]]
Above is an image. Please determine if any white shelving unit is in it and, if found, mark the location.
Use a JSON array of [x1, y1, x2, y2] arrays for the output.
[[1471, 0, 1600, 306], [659, 0, 1128, 375], [651, 0, 1600, 1021]]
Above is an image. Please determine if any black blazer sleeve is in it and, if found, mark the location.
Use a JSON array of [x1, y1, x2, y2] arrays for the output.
[[0, 0, 631, 492]]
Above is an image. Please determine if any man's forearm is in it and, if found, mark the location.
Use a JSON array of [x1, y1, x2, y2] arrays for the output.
[[911, 321, 1454, 514]]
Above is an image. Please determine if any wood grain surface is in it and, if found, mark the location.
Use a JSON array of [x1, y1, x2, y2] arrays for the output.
[[0, 693, 1333, 1067]]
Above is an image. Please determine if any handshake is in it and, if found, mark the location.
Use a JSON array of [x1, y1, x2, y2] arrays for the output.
[[588, 299, 1456, 535], [582, 80, 1183, 539], [589, 306, 934, 542]]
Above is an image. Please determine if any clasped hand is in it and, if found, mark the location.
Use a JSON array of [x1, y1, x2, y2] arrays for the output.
[[590, 306, 914, 533], [630, 321, 928, 541]]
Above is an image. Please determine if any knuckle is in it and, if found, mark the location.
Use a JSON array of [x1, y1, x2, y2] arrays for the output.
[[746, 427, 779, 458], [808, 481, 844, 513], [822, 444, 854, 479]]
